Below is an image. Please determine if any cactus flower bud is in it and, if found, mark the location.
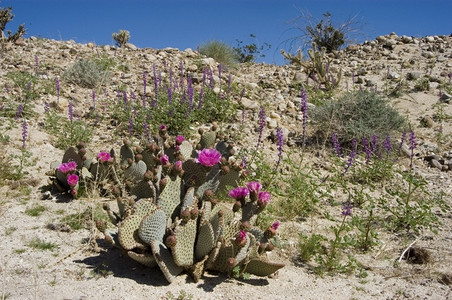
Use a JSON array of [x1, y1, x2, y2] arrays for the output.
[[265, 242, 275, 251], [240, 221, 250, 231], [232, 200, 242, 212], [165, 235, 177, 248], [176, 135, 185, 145], [159, 177, 167, 189], [235, 230, 247, 248], [135, 153, 143, 162], [227, 257, 236, 268], [190, 208, 199, 220], [180, 207, 190, 221]]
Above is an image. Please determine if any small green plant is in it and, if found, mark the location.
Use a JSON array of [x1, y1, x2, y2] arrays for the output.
[[414, 77, 430, 91], [4, 226, 16, 235], [199, 40, 238, 69], [25, 204, 46, 217], [27, 238, 58, 251], [44, 111, 93, 149], [63, 59, 111, 88], [14, 248, 26, 254], [61, 206, 108, 231], [112, 29, 130, 47], [312, 90, 406, 146], [164, 290, 194, 300]]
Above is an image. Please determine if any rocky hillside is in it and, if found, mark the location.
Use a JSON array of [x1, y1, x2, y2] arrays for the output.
[[0, 33, 451, 300]]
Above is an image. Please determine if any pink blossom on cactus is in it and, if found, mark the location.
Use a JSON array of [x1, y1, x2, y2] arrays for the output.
[[159, 124, 167, 131], [258, 191, 271, 205], [176, 135, 185, 145], [271, 221, 280, 230], [58, 161, 77, 173], [247, 181, 262, 193], [228, 187, 249, 200], [97, 151, 111, 163], [235, 230, 247, 247], [160, 154, 169, 165], [67, 174, 79, 187], [196, 148, 221, 167]]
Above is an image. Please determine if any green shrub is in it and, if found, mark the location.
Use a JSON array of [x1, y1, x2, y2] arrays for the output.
[[199, 40, 238, 69], [0, 2, 26, 43], [63, 59, 110, 88], [311, 90, 406, 146], [112, 29, 130, 47]]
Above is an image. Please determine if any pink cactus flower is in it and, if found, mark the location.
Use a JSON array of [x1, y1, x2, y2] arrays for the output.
[[97, 151, 111, 163], [196, 148, 221, 167], [160, 154, 169, 165], [258, 191, 271, 206], [159, 124, 167, 131], [271, 221, 280, 230], [173, 160, 183, 172], [176, 135, 185, 145], [67, 174, 79, 187], [228, 187, 249, 200], [58, 161, 77, 173], [247, 181, 262, 193], [235, 230, 247, 247]]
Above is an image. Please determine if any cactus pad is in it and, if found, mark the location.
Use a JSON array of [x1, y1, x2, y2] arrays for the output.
[[120, 144, 134, 166], [133, 198, 158, 217], [151, 240, 183, 284], [157, 175, 182, 218], [130, 180, 156, 201], [200, 130, 216, 149], [244, 258, 285, 277], [138, 209, 167, 244], [195, 221, 215, 261], [170, 218, 197, 267], [118, 214, 145, 250], [127, 251, 157, 268], [124, 160, 147, 183]]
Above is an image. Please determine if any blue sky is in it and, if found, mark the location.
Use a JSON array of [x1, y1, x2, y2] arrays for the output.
[[3, 0, 452, 65]]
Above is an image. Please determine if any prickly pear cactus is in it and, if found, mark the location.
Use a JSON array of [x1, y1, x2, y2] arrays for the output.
[[50, 128, 284, 284]]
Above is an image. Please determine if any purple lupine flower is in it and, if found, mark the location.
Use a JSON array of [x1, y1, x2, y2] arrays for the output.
[[275, 127, 284, 169], [68, 101, 73, 123], [92, 90, 96, 109], [153, 63, 158, 104], [142, 71, 147, 107], [196, 148, 221, 167], [169, 68, 174, 89], [128, 118, 133, 136], [179, 61, 184, 91], [208, 68, 214, 89], [130, 91, 136, 101], [229, 187, 249, 201], [15, 104, 23, 120], [241, 109, 246, 125], [55, 77, 60, 104], [218, 64, 222, 87], [123, 91, 128, 108], [44, 102, 50, 114], [343, 139, 357, 175], [166, 85, 173, 105], [342, 202, 352, 216], [371, 134, 378, 155], [383, 135, 392, 158], [143, 122, 150, 143], [399, 131, 407, 151], [301, 87, 308, 145], [363, 137, 371, 164], [256, 105, 266, 150], [409, 130, 417, 168], [187, 77, 194, 110], [21, 119, 28, 148], [133, 106, 138, 118], [332, 133, 341, 157]]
